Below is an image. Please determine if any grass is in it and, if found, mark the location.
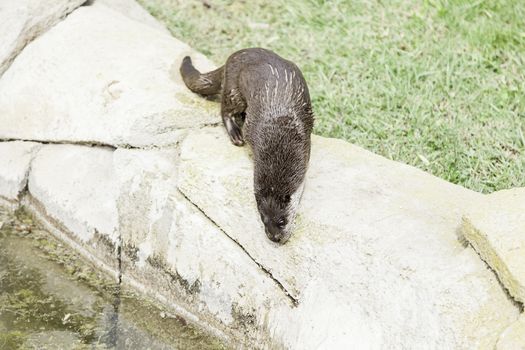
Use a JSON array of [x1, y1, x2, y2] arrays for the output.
[[138, 0, 525, 193]]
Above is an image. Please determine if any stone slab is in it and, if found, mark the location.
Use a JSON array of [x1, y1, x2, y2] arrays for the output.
[[0, 0, 85, 76], [0, 141, 41, 204], [463, 188, 525, 303], [95, 0, 170, 34], [21, 144, 293, 346], [0, 3, 219, 148], [497, 314, 525, 350], [113, 148, 291, 346], [27, 144, 119, 271], [7, 130, 522, 348], [28, 144, 118, 243], [178, 126, 520, 349]]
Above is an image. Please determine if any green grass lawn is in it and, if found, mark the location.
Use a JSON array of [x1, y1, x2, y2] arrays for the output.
[[139, 0, 525, 193]]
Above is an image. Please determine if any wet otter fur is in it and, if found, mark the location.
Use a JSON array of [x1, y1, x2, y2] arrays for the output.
[[180, 48, 314, 244]]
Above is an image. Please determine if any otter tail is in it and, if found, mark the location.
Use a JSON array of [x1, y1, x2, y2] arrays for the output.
[[180, 56, 224, 95]]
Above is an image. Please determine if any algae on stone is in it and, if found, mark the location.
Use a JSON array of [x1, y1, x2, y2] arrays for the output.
[[463, 188, 525, 304]]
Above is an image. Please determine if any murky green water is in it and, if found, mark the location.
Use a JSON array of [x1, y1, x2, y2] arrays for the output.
[[0, 207, 226, 350]]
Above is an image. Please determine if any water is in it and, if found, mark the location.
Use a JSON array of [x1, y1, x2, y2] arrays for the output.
[[0, 207, 226, 350]]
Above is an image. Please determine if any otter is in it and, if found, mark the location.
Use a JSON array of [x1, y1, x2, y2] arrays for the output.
[[180, 48, 314, 244]]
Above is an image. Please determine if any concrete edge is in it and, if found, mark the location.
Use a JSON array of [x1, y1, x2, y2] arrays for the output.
[[462, 216, 524, 306]]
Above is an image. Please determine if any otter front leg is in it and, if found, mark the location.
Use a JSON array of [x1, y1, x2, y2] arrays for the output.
[[222, 111, 244, 146], [221, 88, 246, 147]]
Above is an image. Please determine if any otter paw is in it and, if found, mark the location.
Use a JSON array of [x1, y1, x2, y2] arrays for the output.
[[229, 130, 245, 146], [225, 119, 245, 146]]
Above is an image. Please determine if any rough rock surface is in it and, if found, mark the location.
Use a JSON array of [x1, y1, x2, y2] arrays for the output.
[[25, 144, 120, 275], [0, 0, 85, 76], [28, 144, 118, 244], [178, 127, 519, 349], [463, 188, 525, 303], [114, 149, 290, 344], [497, 314, 525, 350], [0, 3, 219, 148], [0, 141, 41, 204], [95, 0, 170, 34], [8, 131, 520, 348]]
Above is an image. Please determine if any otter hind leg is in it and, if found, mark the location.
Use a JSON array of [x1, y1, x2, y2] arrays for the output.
[[180, 56, 224, 96]]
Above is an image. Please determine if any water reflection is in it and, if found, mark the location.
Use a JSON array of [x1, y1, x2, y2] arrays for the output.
[[0, 207, 225, 350]]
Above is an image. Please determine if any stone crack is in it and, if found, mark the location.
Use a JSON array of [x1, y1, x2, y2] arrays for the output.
[[177, 188, 299, 307], [0, 137, 121, 150]]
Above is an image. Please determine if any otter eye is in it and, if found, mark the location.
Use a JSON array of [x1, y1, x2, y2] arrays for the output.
[[277, 218, 286, 228]]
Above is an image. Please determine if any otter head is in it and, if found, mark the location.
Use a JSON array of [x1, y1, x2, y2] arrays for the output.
[[255, 182, 304, 244], [253, 117, 310, 244]]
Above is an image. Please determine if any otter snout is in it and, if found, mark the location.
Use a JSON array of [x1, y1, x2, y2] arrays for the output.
[[264, 226, 289, 244], [261, 215, 290, 244]]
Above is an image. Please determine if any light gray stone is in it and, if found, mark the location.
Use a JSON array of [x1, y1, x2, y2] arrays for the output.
[[0, 0, 85, 76], [0, 3, 219, 148], [463, 188, 525, 303], [114, 148, 291, 345], [497, 314, 525, 350], [0, 141, 41, 204], [28, 144, 118, 244], [95, 0, 170, 34], [178, 127, 520, 349], [25, 144, 119, 279], [21, 144, 292, 345], [24, 143, 121, 278]]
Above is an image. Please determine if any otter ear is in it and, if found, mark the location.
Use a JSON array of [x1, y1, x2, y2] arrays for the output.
[[284, 194, 291, 203]]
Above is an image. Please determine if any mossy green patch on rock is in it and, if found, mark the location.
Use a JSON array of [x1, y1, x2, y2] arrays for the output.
[[118, 291, 227, 350], [122, 243, 139, 263], [146, 253, 202, 296], [0, 331, 27, 350], [92, 230, 117, 255], [230, 302, 257, 335], [462, 188, 525, 305], [0, 240, 99, 344]]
